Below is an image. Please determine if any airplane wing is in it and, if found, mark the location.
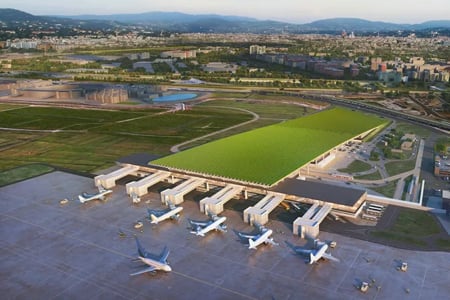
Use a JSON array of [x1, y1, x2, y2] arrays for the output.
[[148, 209, 164, 218], [253, 222, 265, 232], [238, 232, 257, 239], [130, 266, 156, 276], [81, 192, 91, 198], [188, 219, 208, 227], [159, 246, 170, 263], [266, 238, 279, 246], [294, 248, 312, 256], [216, 224, 227, 233], [188, 220, 202, 234], [135, 236, 152, 258], [322, 253, 340, 263]]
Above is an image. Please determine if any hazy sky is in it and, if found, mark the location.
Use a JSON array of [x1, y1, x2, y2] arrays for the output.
[[4, 0, 450, 23]]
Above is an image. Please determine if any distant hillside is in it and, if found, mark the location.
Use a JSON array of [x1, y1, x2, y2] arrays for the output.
[[63, 12, 450, 33], [303, 18, 409, 32], [0, 8, 123, 31], [68, 11, 258, 24], [0, 8, 44, 22], [1, 9, 449, 35], [303, 18, 450, 32], [414, 20, 450, 29]]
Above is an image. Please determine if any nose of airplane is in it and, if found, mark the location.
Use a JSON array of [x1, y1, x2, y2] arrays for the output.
[[164, 265, 172, 272]]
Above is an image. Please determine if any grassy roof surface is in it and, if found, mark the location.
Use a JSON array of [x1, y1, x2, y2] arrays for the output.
[[151, 107, 387, 186]]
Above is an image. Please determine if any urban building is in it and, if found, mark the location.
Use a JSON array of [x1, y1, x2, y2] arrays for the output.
[[160, 50, 197, 59], [371, 57, 382, 72], [249, 45, 266, 55], [86, 87, 129, 104], [434, 155, 450, 177], [202, 62, 239, 73]]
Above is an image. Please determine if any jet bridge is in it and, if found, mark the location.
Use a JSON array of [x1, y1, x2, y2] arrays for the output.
[[126, 171, 171, 197], [243, 192, 285, 225], [200, 185, 243, 215], [161, 177, 206, 205], [293, 202, 332, 239], [94, 165, 140, 189]]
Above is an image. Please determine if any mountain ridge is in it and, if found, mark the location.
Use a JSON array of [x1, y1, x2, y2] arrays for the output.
[[1, 8, 450, 34]]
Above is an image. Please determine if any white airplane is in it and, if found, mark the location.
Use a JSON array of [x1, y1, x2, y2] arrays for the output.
[[188, 213, 227, 237], [130, 236, 171, 276], [290, 240, 340, 264], [238, 223, 278, 250], [78, 187, 112, 203], [147, 204, 183, 225]]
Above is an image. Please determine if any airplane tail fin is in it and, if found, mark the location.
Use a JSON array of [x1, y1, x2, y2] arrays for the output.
[[218, 223, 227, 232], [160, 246, 170, 263], [188, 220, 200, 235], [248, 238, 257, 250], [134, 236, 146, 257]]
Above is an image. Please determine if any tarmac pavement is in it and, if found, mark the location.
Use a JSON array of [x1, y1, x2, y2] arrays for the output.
[[1, 171, 449, 299]]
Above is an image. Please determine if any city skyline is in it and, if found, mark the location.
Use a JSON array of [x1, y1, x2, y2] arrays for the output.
[[3, 0, 450, 24]]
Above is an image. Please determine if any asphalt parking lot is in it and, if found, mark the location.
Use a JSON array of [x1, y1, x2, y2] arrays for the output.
[[1, 171, 449, 299]]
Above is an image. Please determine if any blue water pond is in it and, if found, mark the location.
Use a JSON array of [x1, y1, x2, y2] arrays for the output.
[[152, 93, 198, 102]]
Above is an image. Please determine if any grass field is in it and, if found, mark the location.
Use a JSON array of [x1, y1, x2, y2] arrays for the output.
[[354, 170, 383, 180], [0, 105, 254, 173], [152, 107, 388, 185], [385, 160, 416, 176], [337, 160, 372, 174], [436, 238, 450, 250], [371, 209, 443, 248], [0, 106, 154, 130], [395, 122, 430, 138], [371, 180, 398, 197], [199, 99, 314, 120], [0, 103, 26, 111], [0, 164, 54, 187]]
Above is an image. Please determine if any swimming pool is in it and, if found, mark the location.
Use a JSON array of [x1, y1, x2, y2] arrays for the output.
[[152, 93, 198, 102]]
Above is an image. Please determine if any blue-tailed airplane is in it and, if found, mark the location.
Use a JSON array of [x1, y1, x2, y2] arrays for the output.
[[78, 186, 112, 203], [130, 236, 171, 276], [188, 213, 227, 237], [238, 223, 278, 250], [147, 204, 183, 225], [287, 240, 340, 264]]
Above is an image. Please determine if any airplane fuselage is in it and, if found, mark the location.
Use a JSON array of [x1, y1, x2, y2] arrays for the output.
[[78, 189, 112, 203], [249, 229, 273, 249], [139, 256, 172, 272], [150, 206, 183, 224], [195, 216, 227, 236], [309, 243, 328, 264]]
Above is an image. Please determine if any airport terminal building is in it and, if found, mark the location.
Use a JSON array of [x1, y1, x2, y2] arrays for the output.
[[92, 108, 429, 239]]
